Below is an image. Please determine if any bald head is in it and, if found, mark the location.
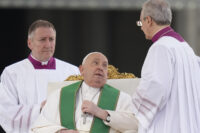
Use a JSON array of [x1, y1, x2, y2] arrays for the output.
[[82, 52, 107, 65]]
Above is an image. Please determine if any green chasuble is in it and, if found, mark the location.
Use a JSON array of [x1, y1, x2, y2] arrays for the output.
[[60, 81, 120, 133]]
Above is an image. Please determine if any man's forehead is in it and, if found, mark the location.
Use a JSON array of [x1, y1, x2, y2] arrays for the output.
[[87, 54, 107, 62], [35, 27, 55, 32], [92, 57, 107, 62], [34, 27, 55, 36]]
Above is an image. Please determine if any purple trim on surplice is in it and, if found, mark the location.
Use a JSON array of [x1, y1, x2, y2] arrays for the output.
[[28, 55, 56, 69], [152, 26, 185, 43]]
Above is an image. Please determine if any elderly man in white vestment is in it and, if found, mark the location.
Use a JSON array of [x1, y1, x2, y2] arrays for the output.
[[31, 52, 138, 133], [0, 20, 80, 133], [132, 0, 200, 133]]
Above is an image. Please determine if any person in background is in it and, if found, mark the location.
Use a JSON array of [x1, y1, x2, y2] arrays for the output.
[[0, 19, 80, 133], [132, 0, 200, 133]]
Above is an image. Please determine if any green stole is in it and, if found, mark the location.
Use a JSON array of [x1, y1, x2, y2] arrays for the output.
[[60, 81, 120, 133]]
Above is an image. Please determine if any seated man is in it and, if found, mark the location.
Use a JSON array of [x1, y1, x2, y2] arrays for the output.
[[31, 52, 138, 133]]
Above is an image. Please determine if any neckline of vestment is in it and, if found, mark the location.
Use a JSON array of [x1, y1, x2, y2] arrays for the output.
[[28, 54, 56, 69], [80, 82, 101, 102], [152, 26, 185, 43]]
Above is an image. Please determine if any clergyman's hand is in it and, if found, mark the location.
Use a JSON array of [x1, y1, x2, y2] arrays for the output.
[[81, 100, 108, 120]]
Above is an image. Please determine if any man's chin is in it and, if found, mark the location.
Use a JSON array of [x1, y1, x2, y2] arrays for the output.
[[42, 54, 53, 61], [145, 35, 152, 40], [39, 57, 50, 62], [145, 36, 150, 40], [92, 80, 106, 88]]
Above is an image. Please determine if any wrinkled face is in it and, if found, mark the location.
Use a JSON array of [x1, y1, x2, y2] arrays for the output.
[[140, 10, 151, 40], [28, 27, 56, 62], [80, 53, 108, 88]]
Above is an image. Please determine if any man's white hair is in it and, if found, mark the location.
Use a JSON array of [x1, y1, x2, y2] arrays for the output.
[[142, 0, 172, 25], [82, 52, 106, 65]]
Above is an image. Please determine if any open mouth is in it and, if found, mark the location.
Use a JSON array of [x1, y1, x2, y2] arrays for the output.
[[94, 73, 104, 77]]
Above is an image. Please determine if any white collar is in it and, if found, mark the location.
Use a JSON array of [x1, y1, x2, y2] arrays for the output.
[[81, 82, 100, 100], [30, 54, 49, 65]]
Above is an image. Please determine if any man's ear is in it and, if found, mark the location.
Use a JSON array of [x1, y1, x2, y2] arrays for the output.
[[146, 16, 153, 26], [79, 65, 84, 76], [27, 39, 32, 50]]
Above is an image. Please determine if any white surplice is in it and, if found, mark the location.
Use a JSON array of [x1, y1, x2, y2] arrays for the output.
[[0, 58, 80, 133], [197, 55, 200, 67], [132, 36, 200, 133], [31, 81, 138, 133]]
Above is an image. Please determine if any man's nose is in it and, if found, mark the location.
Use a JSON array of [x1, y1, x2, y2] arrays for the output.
[[97, 65, 104, 70], [45, 39, 52, 47]]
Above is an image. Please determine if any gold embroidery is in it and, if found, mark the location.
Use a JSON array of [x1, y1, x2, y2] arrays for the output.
[[65, 65, 136, 81]]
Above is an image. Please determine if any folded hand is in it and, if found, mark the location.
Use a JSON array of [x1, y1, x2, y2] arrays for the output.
[[81, 100, 108, 120]]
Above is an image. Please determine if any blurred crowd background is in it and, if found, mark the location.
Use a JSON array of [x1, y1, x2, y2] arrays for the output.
[[0, 0, 200, 77]]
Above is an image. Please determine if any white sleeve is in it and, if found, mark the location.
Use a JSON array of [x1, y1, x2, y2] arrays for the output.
[[132, 44, 173, 129], [104, 111, 138, 133], [31, 90, 66, 133], [196, 55, 200, 67], [0, 68, 41, 132], [103, 92, 138, 133]]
